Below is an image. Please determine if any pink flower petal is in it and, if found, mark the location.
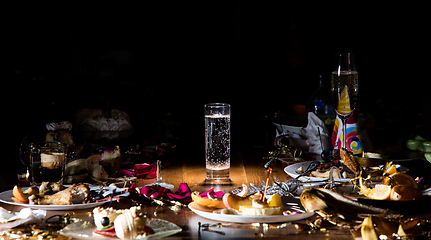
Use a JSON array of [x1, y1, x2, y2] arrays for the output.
[[116, 169, 135, 177], [150, 187, 168, 199], [140, 185, 155, 197], [135, 183, 193, 203], [175, 183, 191, 196], [199, 188, 224, 198], [134, 163, 156, 178], [167, 183, 192, 202]]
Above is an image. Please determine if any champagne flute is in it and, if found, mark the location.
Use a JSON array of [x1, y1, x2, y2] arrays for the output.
[[146, 160, 174, 189], [331, 53, 359, 150]]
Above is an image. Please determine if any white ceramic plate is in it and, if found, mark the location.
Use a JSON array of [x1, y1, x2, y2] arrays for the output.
[[59, 217, 182, 239], [0, 185, 129, 211], [284, 161, 407, 182], [188, 202, 314, 223], [284, 161, 354, 182]]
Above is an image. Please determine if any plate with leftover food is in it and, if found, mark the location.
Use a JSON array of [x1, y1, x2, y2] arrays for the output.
[[0, 184, 129, 211], [284, 161, 407, 182], [188, 202, 314, 223], [59, 208, 181, 239]]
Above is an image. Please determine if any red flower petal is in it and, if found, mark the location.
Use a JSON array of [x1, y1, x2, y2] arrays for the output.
[[134, 163, 156, 178], [199, 188, 224, 198]]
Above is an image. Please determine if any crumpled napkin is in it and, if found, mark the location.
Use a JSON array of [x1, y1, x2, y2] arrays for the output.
[[274, 112, 330, 154], [0, 207, 46, 230], [116, 163, 157, 178], [305, 112, 330, 154]]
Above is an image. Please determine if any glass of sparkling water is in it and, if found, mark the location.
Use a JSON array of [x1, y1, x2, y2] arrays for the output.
[[205, 103, 231, 184]]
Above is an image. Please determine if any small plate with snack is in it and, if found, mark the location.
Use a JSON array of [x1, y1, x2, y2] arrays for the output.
[[188, 202, 314, 223], [59, 206, 181, 239], [188, 185, 314, 223], [0, 183, 129, 211]]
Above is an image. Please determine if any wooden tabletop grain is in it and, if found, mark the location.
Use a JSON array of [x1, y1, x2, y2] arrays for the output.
[[0, 146, 355, 239]]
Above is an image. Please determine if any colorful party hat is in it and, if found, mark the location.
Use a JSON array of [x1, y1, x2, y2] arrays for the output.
[[332, 112, 365, 155]]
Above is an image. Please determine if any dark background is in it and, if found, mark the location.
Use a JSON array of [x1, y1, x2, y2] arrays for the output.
[[1, 2, 429, 189]]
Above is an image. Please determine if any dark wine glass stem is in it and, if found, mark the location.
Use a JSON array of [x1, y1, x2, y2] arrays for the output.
[[156, 159, 162, 182]]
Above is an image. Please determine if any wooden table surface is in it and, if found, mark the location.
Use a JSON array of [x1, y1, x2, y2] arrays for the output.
[[0, 146, 355, 239]]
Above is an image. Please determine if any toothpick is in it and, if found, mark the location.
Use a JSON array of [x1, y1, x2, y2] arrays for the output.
[[262, 167, 272, 201]]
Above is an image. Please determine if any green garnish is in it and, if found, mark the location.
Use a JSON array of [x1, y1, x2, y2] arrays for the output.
[[96, 223, 114, 230]]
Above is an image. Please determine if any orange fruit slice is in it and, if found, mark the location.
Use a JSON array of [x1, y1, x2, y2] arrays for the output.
[[382, 173, 418, 189], [12, 185, 29, 203], [363, 184, 392, 200], [390, 185, 421, 201], [383, 164, 397, 176], [191, 192, 226, 209]]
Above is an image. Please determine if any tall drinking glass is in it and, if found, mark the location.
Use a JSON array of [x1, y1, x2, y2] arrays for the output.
[[331, 53, 359, 150], [205, 103, 231, 184]]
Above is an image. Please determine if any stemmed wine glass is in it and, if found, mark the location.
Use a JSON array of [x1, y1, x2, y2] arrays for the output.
[[146, 160, 174, 189], [331, 53, 359, 150]]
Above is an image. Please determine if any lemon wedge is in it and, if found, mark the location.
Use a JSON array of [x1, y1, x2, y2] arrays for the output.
[[268, 194, 282, 208]]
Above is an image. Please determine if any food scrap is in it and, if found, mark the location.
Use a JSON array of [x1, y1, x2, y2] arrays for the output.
[[93, 206, 154, 239], [191, 184, 284, 216], [359, 172, 421, 201], [12, 183, 89, 205]]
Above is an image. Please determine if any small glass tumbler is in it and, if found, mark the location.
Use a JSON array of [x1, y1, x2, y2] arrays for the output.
[[30, 142, 67, 184], [204, 103, 231, 184]]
